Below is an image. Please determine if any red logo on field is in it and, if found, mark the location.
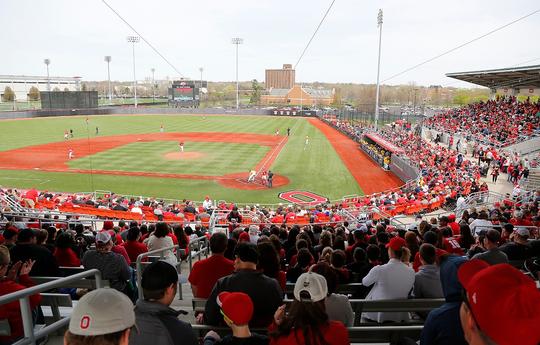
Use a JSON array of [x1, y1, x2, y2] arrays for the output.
[[80, 316, 91, 329], [278, 190, 328, 206]]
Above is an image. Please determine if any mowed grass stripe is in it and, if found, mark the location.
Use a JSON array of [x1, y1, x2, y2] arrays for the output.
[[68, 141, 270, 176], [0, 115, 363, 203]]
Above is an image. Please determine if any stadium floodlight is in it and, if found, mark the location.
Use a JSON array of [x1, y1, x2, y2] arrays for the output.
[[104, 56, 112, 104], [374, 9, 383, 129], [127, 36, 140, 107], [151, 68, 155, 103], [231, 37, 244, 109], [44, 59, 51, 91], [199, 67, 204, 102]]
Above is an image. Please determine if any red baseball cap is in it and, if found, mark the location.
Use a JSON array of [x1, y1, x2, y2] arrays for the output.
[[448, 214, 456, 221], [217, 292, 253, 325], [385, 236, 406, 251], [458, 260, 540, 345], [238, 232, 250, 243]]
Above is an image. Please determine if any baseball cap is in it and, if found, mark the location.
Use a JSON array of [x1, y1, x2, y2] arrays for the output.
[[458, 260, 540, 345], [294, 272, 328, 303], [95, 231, 111, 243], [385, 236, 406, 251], [448, 214, 456, 221], [515, 227, 530, 237], [102, 220, 114, 230], [69, 288, 135, 336], [217, 292, 253, 325]]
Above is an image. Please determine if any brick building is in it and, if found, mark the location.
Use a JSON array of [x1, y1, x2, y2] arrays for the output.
[[265, 64, 295, 90]]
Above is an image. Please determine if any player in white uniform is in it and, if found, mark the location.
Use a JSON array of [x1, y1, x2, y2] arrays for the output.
[[247, 170, 257, 183], [304, 135, 309, 150], [68, 149, 74, 160]]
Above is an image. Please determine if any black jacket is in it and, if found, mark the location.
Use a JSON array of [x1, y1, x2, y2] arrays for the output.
[[9, 243, 59, 276], [205, 269, 283, 327]]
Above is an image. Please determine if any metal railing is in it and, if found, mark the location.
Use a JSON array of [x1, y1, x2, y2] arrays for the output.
[[188, 236, 210, 271], [135, 245, 184, 301], [0, 269, 103, 345]]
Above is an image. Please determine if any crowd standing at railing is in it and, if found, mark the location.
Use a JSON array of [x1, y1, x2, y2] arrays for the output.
[[424, 96, 540, 147]]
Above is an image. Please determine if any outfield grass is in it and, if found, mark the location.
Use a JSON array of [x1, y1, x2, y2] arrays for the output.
[[0, 114, 363, 203], [68, 141, 269, 176]]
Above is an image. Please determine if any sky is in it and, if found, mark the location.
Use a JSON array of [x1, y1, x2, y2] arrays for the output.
[[2, 0, 539, 87]]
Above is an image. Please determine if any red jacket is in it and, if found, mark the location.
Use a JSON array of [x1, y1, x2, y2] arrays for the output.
[[53, 247, 81, 267], [0, 275, 42, 343], [268, 320, 349, 345], [122, 240, 148, 263]]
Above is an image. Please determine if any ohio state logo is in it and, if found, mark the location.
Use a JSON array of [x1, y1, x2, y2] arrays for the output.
[[278, 190, 328, 206]]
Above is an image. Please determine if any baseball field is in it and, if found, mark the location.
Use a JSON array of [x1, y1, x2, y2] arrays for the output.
[[0, 114, 402, 204]]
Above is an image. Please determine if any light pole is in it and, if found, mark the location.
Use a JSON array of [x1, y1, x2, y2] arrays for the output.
[[231, 37, 243, 109], [374, 9, 383, 129], [127, 36, 140, 107], [151, 68, 155, 103], [198, 67, 204, 105], [44, 59, 51, 91], [104, 56, 112, 104]]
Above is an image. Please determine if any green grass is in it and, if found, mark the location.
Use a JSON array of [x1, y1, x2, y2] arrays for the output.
[[0, 114, 363, 203], [69, 141, 269, 176]]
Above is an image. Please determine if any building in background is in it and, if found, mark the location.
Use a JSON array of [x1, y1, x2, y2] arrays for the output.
[[0, 75, 81, 102], [261, 85, 335, 106], [265, 64, 295, 90]]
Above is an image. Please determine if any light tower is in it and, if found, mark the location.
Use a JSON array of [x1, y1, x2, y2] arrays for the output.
[[151, 68, 155, 103], [126, 36, 140, 107], [198, 67, 204, 103], [231, 37, 243, 109], [44, 59, 51, 91], [374, 9, 383, 129], [104, 56, 112, 104]]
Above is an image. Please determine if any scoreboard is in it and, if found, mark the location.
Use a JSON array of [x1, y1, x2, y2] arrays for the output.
[[168, 80, 204, 107]]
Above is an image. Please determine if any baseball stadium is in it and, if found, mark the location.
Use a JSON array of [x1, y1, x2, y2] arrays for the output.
[[1, 1, 540, 345]]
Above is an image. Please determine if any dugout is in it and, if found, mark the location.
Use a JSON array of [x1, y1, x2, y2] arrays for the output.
[[360, 133, 405, 170], [40, 91, 98, 109]]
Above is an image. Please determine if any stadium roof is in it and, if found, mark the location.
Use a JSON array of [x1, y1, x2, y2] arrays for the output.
[[445, 65, 540, 89]]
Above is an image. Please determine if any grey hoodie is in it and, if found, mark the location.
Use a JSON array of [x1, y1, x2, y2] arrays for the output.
[[129, 300, 197, 345]]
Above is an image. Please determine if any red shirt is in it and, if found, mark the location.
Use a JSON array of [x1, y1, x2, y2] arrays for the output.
[[0, 275, 42, 343], [122, 240, 148, 263], [53, 247, 81, 267], [448, 222, 461, 236], [112, 245, 131, 265], [268, 320, 349, 345], [443, 238, 464, 256], [188, 254, 234, 298]]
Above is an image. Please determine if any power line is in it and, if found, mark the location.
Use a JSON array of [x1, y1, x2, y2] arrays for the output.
[[101, 0, 185, 78], [382, 8, 540, 83], [294, 0, 336, 70]]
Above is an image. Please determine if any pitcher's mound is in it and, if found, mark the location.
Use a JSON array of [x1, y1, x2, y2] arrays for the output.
[[163, 152, 205, 160]]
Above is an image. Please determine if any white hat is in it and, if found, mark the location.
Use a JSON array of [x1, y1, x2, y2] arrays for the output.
[[515, 228, 530, 237], [95, 231, 111, 243], [294, 272, 328, 303], [69, 288, 134, 336]]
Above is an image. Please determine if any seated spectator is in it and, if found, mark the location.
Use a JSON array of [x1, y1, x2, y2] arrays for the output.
[[203, 292, 268, 345], [458, 259, 540, 345], [1, 227, 18, 250], [413, 244, 443, 299], [469, 211, 492, 237], [345, 228, 369, 262], [121, 227, 148, 263], [471, 229, 508, 265], [268, 272, 349, 345], [53, 232, 81, 267], [346, 247, 372, 282], [9, 228, 59, 276], [205, 242, 283, 327], [413, 231, 447, 272], [130, 261, 197, 345], [189, 232, 234, 298], [145, 222, 177, 265], [420, 255, 468, 345], [64, 288, 135, 345], [311, 262, 354, 326], [330, 249, 349, 283], [82, 231, 131, 297], [362, 236, 415, 322], [257, 241, 286, 290], [499, 227, 532, 260], [0, 246, 41, 345], [109, 230, 131, 265], [286, 248, 313, 283]]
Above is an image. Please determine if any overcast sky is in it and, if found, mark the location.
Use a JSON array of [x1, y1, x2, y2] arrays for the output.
[[2, 0, 539, 87]]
